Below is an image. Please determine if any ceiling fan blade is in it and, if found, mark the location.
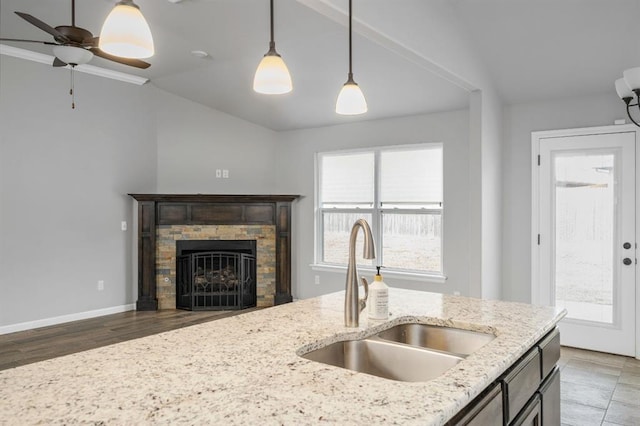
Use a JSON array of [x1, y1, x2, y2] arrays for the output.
[[90, 48, 151, 69], [52, 57, 67, 67], [82, 36, 99, 48], [0, 37, 57, 45], [14, 11, 69, 43]]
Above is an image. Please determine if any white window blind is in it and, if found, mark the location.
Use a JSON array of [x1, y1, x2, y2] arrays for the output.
[[316, 144, 443, 274]]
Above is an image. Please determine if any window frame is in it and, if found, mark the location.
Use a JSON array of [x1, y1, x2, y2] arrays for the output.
[[314, 143, 445, 281]]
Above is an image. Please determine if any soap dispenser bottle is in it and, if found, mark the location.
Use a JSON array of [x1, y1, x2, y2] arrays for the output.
[[368, 266, 389, 320]]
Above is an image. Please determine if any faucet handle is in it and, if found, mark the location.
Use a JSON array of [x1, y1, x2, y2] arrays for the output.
[[358, 277, 369, 313]]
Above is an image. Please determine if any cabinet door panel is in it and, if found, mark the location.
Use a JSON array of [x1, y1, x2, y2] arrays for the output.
[[510, 394, 541, 426], [451, 383, 503, 425], [503, 349, 542, 423], [538, 367, 560, 426], [539, 329, 560, 379]]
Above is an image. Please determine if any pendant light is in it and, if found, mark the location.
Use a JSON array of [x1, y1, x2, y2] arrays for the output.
[[99, 0, 154, 59], [253, 0, 292, 94], [615, 67, 640, 127], [336, 0, 367, 115]]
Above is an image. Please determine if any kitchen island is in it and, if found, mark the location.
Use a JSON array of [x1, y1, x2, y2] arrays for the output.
[[0, 289, 565, 425]]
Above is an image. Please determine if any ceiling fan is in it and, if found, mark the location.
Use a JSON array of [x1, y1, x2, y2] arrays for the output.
[[0, 0, 150, 69]]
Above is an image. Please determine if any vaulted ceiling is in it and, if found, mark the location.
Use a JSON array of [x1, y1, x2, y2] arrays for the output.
[[1, 0, 638, 130]]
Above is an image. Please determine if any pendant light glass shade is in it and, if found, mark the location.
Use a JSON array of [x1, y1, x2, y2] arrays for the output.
[[99, 0, 154, 59], [615, 66, 640, 127], [336, 0, 367, 115], [253, 48, 292, 94], [253, 0, 292, 94], [336, 77, 368, 115], [622, 67, 640, 91], [615, 78, 634, 99]]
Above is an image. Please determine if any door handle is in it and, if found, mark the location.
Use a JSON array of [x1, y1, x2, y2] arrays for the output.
[[623, 258, 633, 266]]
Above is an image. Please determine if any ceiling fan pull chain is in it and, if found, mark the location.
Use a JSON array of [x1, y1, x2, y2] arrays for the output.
[[70, 66, 75, 109]]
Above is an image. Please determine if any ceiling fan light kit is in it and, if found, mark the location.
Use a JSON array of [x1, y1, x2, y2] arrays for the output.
[[336, 0, 367, 115], [615, 67, 640, 127], [52, 45, 93, 66], [99, 0, 154, 59], [253, 0, 292, 95]]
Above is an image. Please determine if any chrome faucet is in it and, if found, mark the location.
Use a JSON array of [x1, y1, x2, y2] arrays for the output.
[[344, 219, 376, 327]]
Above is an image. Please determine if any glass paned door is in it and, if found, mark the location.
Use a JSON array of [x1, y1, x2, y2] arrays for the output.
[[553, 152, 615, 323], [537, 130, 636, 356]]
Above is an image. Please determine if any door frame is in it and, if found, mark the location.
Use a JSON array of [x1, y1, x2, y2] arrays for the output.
[[531, 124, 640, 359]]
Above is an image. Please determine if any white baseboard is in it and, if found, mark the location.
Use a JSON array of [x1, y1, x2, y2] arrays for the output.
[[0, 304, 136, 335]]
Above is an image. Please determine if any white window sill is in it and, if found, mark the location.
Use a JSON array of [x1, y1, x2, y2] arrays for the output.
[[310, 264, 447, 284]]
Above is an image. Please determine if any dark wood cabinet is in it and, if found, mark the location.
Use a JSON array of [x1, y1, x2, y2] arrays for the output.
[[510, 394, 541, 426], [503, 349, 541, 424], [453, 383, 503, 425], [448, 328, 560, 426]]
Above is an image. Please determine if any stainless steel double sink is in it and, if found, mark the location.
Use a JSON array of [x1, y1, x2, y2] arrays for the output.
[[300, 323, 495, 382]]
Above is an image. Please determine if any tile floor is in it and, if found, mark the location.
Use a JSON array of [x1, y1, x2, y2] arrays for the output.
[[559, 346, 640, 425]]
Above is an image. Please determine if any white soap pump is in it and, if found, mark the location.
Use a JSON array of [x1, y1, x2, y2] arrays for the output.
[[368, 266, 389, 320]]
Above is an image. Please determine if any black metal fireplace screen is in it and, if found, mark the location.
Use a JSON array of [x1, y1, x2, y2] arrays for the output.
[[176, 251, 256, 310]]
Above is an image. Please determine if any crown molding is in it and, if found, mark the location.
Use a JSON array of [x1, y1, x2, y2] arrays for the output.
[[0, 44, 149, 86]]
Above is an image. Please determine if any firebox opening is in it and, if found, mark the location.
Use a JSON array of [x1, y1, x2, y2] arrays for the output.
[[176, 240, 257, 311]]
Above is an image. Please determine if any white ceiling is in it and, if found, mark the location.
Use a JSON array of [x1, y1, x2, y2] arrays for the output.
[[1, 0, 638, 130], [451, 0, 640, 104]]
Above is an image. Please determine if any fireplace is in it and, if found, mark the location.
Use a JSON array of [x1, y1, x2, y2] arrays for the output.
[[176, 240, 256, 310], [129, 194, 298, 311]]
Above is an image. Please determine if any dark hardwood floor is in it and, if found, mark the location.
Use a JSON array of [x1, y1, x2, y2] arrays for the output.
[[0, 309, 257, 371]]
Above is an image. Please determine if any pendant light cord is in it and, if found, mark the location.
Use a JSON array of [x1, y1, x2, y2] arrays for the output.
[[269, 0, 275, 49], [348, 0, 353, 78], [71, 0, 75, 27]]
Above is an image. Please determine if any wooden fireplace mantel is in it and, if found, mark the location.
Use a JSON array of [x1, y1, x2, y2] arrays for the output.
[[129, 194, 299, 311]]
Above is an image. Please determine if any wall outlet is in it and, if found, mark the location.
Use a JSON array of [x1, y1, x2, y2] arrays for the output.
[[98, 280, 105, 291], [216, 169, 222, 178], [453, 291, 460, 296], [222, 169, 229, 179], [121, 221, 127, 231], [314, 275, 320, 285]]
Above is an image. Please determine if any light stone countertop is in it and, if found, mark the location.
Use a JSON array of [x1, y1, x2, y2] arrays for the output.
[[0, 288, 565, 425]]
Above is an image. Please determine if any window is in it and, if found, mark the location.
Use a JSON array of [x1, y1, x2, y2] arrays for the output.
[[316, 144, 443, 275]]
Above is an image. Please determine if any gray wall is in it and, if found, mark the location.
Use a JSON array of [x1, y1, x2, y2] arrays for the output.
[[0, 54, 282, 329], [481, 89, 504, 300], [275, 110, 471, 299], [155, 90, 278, 194], [0, 56, 157, 327], [501, 91, 624, 303]]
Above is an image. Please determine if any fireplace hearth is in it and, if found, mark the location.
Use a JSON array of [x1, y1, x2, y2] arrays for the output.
[[176, 240, 256, 310]]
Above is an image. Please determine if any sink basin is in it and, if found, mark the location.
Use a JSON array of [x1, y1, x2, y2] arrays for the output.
[[375, 323, 495, 357], [300, 338, 463, 382]]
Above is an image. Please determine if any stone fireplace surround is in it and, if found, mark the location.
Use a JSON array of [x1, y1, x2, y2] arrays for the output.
[[129, 194, 298, 310]]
